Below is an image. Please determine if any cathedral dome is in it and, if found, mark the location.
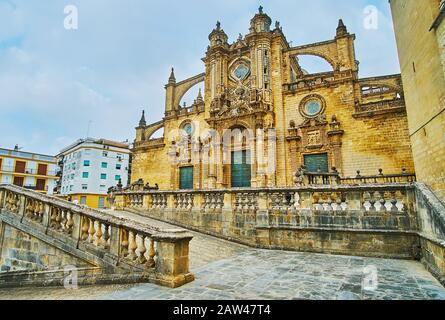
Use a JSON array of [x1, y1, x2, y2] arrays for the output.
[[250, 6, 272, 33], [209, 21, 228, 47]]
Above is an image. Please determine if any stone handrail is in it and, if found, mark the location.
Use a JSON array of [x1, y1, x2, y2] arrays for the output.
[[0, 184, 194, 288], [302, 170, 416, 186], [112, 184, 417, 221], [415, 183, 445, 240]]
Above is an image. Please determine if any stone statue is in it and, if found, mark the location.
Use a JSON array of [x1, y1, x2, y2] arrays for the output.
[[293, 166, 306, 186]]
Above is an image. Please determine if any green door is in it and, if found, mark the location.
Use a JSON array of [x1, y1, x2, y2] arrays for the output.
[[304, 153, 329, 172], [179, 166, 194, 190], [231, 150, 251, 188]]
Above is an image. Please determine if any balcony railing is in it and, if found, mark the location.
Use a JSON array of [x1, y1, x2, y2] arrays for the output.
[[0, 166, 59, 177], [303, 169, 416, 186]]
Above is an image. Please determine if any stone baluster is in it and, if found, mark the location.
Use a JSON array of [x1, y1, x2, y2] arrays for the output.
[[120, 229, 129, 258], [102, 224, 110, 249], [127, 231, 138, 261], [60, 210, 68, 231], [65, 211, 74, 235], [94, 221, 103, 247], [88, 218, 96, 243], [146, 238, 156, 268], [137, 234, 147, 264], [81, 216, 90, 241]]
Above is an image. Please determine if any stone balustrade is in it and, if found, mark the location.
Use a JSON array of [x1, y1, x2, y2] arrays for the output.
[[116, 185, 415, 215], [0, 184, 194, 288], [110, 184, 420, 259]]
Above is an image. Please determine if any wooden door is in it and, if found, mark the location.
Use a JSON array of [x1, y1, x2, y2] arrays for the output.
[[13, 176, 24, 187], [37, 164, 48, 176], [179, 167, 194, 190], [14, 161, 26, 174], [231, 150, 251, 188]]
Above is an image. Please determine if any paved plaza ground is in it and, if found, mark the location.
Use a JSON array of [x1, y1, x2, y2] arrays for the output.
[[0, 211, 444, 300]]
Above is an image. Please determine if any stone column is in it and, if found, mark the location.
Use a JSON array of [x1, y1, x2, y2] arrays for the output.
[[251, 135, 258, 188], [0, 189, 4, 210], [153, 230, 195, 288], [208, 141, 218, 189], [256, 192, 270, 246], [168, 143, 178, 190]]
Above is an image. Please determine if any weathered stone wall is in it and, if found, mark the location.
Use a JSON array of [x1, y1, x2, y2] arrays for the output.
[[0, 223, 91, 272], [283, 83, 414, 181], [132, 206, 420, 259], [415, 183, 445, 284], [390, 0, 445, 201]]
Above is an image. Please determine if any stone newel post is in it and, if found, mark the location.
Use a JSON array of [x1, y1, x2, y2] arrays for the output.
[[152, 230, 194, 288]]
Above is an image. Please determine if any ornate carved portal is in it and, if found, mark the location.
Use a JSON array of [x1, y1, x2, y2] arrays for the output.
[[287, 115, 344, 177], [206, 80, 276, 189]]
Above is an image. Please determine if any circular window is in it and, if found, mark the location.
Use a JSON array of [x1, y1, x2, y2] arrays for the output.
[[299, 95, 326, 118], [232, 63, 250, 81], [305, 101, 322, 116], [183, 123, 193, 136]]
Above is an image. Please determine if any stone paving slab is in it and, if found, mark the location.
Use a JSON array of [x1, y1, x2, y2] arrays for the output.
[[0, 211, 444, 300]]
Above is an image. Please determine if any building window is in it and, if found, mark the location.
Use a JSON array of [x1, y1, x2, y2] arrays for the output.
[[99, 185, 106, 192], [116, 164, 122, 170], [98, 197, 105, 209], [82, 184, 88, 190], [83, 160, 90, 166], [103, 151, 108, 157], [80, 196, 87, 205], [101, 162, 108, 168], [70, 185, 74, 191], [115, 175, 121, 181], [82, 172, 89, 178], [70, 174, 74, 180], [101, 173, 107, 180]]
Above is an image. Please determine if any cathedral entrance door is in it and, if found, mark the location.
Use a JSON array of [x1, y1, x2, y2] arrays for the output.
[[179, 166, 194, 190], [304, 153, 329, 172], [231, 150, 251, 188]]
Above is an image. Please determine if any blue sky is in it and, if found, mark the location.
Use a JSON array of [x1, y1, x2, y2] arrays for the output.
[[0, 0, 400, 155]]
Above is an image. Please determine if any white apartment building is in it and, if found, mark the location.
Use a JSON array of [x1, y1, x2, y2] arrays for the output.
[[58, 138, 130, 208]]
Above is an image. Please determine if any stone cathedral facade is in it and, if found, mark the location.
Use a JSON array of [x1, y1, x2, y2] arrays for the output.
[[132, 8, 415, 190]]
